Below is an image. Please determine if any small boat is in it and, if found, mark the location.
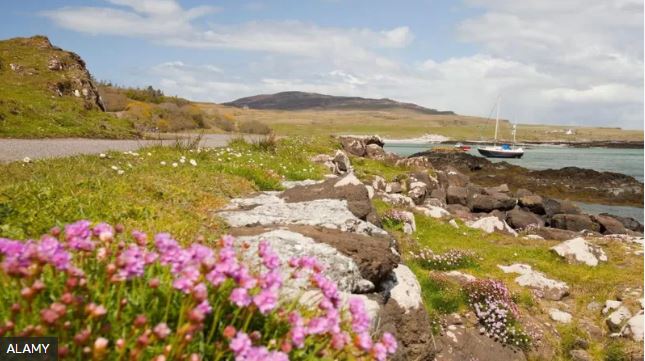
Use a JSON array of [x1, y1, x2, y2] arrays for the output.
[[454, 143, 471, 151], [477, 97, 524, 159]]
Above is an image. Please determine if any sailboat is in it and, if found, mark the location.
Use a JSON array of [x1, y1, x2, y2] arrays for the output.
[[477, 97, 524, 159]]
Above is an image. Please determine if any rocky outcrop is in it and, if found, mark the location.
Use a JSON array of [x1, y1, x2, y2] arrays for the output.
[[551, 214, 600, 233], [592, 215, 627, 234], [507, 208, 545, 230], [498, 264, 569, 300], [551, 237, 607, 266]]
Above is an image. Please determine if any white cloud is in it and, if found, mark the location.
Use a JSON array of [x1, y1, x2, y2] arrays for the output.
[[42, 0, 644, 128]]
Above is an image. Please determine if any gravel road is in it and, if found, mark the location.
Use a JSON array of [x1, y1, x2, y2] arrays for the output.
[[0, 134, 255, 162]]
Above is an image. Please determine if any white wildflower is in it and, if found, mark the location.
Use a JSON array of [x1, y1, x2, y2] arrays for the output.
[[172, 163, 178, 167], [189, 159, 197, 166], [22, 157, 31, 163], [160, 161, 167, 166], [99, 153, 107, 159]]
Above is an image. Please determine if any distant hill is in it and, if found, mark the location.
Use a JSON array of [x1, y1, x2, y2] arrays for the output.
[[0, 35, 134, 138], [223, 91, 455, 115]]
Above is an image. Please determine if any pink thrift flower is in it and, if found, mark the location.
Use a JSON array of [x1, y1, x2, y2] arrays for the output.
[[229, 332, 252, 355], [230, 288, 252, 307], [381, 332, 398, 354], [253, 289, 278, 314], [371, 342, 387, 361]]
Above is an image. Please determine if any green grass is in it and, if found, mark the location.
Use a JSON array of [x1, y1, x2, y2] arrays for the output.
[[0, 36, 136, 138], [0, 136, 334, 240]]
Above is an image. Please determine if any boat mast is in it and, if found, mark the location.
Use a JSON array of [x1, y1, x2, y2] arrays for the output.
[[512, 124, 517, 148], [493, 96, 500, 146]]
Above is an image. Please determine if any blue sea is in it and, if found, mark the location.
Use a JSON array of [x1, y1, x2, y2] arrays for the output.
[[385, 143, 644, 221]]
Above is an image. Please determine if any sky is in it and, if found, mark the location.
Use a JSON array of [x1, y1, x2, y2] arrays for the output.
[[0, 0, 643, 129]]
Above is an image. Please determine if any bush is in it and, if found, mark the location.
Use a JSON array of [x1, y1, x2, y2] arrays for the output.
[[214, 117, 236, 132], [97, 87, 129, 112], [0, 221, 398, 360], [464, 279, 531, 349], [239, 119, 271, 135]]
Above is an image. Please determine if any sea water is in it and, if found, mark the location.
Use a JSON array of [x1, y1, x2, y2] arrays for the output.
[[384, 143, 644, 221]]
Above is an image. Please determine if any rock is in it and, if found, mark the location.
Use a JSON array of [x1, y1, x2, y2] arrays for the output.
[[543, 198, 581, 217], [446, 186, 469, 206], [506, 208, 545, 230], [281, 179, 323, 189], [518, 195, 545, 214], [526, 226, 579, 241], [339, 137, 366, 156], [443, 270, 477, 283], [333, 150, 352, 173], [592, 215, 627, 234], [549, 308, 572, 323], [414, 205, 450, 219], [219, 196, 387, 237], [380, 193, 416, 208], [398, 211, 416, 235], [569, 349, 593, 361], [449, 219, 459, 228], [601, 213, 644, 233], [446, 204, 476, 220], [364, 135, 385, 147], [408, 172, 438, 191], [606, 306, 632, 332], [310, 154, 337, 174], [372, 175, 387, 191], [433, 325, 527, 361], [603, 300, 622, 315], [487, 209, 507, 221], [230, 225, 398, 289], [579, 319, 604, 341], [47, 57, 63, 70], [621, 312, 644, 341], [395, 156, 432, 170], [365, 185, 374, 199], [515, 188, 534, 198], [234, 229, 373, 293], [469, 192, 516, 212], [551, 237, 607, 266], [551, 214, 600, 232], [390, 265, 422, 311], [498, 264, 569, 300], [522, 234, 544, 240], [485, 184, 510, 193], [429, 188, 447, 204], [281, 175, 374, 220], [439, 167, 470, 188], [407, 181, 427, 205], [365, 144, 386, 159], [467, 216, 517, 235], [423, 197, 446, 208], [385, 182, 403, 193]]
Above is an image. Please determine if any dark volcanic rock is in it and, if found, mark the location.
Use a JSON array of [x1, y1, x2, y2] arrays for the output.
[[507, 207, 545, 230], [281, 175, 374, 220], [551, 214, 600, 232]]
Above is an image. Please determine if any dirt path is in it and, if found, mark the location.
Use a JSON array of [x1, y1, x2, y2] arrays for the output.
[[0, 134, 258, 162]]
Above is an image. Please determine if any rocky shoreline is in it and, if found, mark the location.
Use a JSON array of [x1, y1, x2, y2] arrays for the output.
[[212, 135, 643, 360]]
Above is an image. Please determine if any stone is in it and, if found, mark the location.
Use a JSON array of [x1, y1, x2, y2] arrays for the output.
[[603, 300, 622, 315], [523, 234, 545, 240], [446, 186, 469, 206], [395, 156, 432, 170], [569, 349, 593, 361], [606, 306, 632, 332], [281, 175, 374, 220], [446, 204, 476, 220], [407, 181, 427, 205], [549, 308, 572, 323], [311, 154, 337, 174], [543, 198, 581, 217], [219, 196, 387, 237], [414, 205, 450, 219], [385, 182, 403, 193], [443, 270, 476, 283], [592, 215, 627, 234], [339, 137, 366, 156], [515, 188, 534, 198], [390, 265, 422, 312], [527, 226, 579, 241], [372, 175, 387, 191], [506, 207, 545, 230], [365, 185, 374, 199], [551, 214, 600, 232], [429, 188, 447, 204], [551, 237, 607, 266], [469, 192, 516, 212], [467, 216, 517, 235], [449, 219, 459, 228], [601, 213, 644, 233], [518, 195, 545, 214], [440, 167, 470, 188], [380, 193, 416, 208], [281, 179, 323, 189], [365, 143, 386, 159], [485, 184, 510, 194], [498, 264, 569, 300], [234, 229, 372, 293], [398, 211, 416, 235], [47, 57, 63, 70], [433, 325, 527, 361], [332, 150, 352, 173], [621, 312, 644, 341], [423, 197, 446, 208]]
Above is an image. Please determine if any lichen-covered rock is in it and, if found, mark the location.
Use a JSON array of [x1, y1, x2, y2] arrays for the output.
[[498, 264, 569, 300], [414, 205, 450, 219], [606, 306, 632, 332], [407, 181, 427, 205], [380, 193, 416, 208], [621, 312, 644, 341], [385, 181, 403, 194], [549, 308, 572, 323], [467, 216, 517, 235], [372, 175, 387, 191], [551, 237, 607, 266]]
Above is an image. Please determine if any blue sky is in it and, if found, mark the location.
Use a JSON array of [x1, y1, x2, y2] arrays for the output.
[[1, 0, 643, 129]]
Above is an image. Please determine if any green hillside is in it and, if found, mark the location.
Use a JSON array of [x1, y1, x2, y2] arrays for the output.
[[0, 35, 135, 138]]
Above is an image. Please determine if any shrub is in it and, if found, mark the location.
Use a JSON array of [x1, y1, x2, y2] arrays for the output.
[[0, 221, 397, 360], [214, 116, 236, 132], [251, 134, 278, 153], [409, 248, 476, 270], [464, 279, 531, 349], [239, 119, 271, 135]]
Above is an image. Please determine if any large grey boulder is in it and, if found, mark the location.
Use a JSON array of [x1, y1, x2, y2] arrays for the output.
[[544, 198, 580, 217], [498, 263, 569, 300], [621, 312, 644, 341], [429, 188, 447, 204], [506, 207, 545, 230], [469, 192, 516, 212], [407, 181, 427, 205], [339, 136, 366, 156], [551, 237, 607, 266], [551, 214, 600, 232], [519, 195, 545, 214], [592, 215, 627, 234], [333, 150, 352, 173], [606, 306, 632, 332], [365, 143, 386, 159], [446, 186, 469, 206]]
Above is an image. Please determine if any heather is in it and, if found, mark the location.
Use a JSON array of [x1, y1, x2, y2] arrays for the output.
[[0, 221, 396, 360]]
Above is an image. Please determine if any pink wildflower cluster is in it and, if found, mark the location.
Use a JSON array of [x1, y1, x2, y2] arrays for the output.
[[409, 247, 476, 270], [464, 279, 531, 349], [0, 220, 397, 360]]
